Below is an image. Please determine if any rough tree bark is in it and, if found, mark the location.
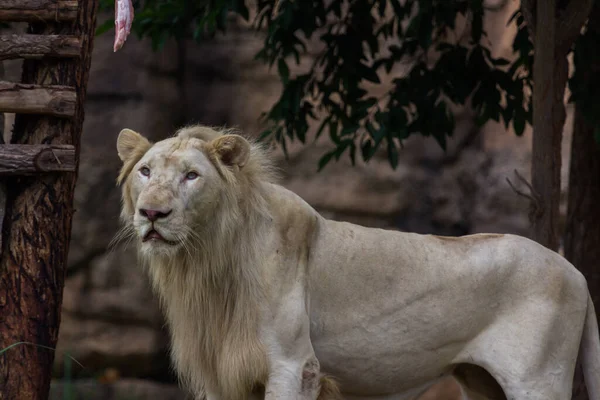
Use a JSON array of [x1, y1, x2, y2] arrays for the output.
[[566, 5, 600, 400], [520, 0, 593, 251], [568, 98, 600, 400], [0, 60, 6, 253], [0, 0, 98, 399]]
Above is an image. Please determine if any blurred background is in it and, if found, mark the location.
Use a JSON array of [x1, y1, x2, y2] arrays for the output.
[[2, 0, 575, 398]]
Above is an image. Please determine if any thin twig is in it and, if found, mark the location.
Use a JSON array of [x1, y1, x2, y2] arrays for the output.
[[0, 341, 86, 370], [506, 168, 543, 220], [506, 169, 534, 200]]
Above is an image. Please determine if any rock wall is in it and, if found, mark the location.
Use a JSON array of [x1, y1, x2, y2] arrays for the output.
[[1, 2, 573, 399]]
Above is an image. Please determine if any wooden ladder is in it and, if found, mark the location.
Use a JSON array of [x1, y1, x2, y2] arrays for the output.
[[0, 0, 84, 174], [0, 1, 98, 398]]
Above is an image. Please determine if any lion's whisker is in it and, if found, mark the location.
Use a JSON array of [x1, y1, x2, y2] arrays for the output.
[[108, 225, 136, 255]]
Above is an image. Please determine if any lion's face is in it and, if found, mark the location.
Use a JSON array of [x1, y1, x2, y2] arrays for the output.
[[131, 138, 222, 255], [116, 128, 251, 257]]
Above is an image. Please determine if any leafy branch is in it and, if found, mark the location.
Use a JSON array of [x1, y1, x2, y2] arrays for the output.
[[96, 0, 535, 170]]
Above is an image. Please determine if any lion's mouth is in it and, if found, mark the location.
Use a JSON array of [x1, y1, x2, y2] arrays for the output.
[[143, 229, 177, 245]]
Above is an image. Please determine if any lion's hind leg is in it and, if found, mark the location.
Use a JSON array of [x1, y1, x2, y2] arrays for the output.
[[413, 375, 466, 400], [412, 367, 505, 400], [452, 364, 506, 400]]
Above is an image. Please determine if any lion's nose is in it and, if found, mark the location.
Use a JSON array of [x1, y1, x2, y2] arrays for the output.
[[139, 208, 172, 222]]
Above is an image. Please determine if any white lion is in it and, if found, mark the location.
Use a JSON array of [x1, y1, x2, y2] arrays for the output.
[[115, 125, 600, 400]]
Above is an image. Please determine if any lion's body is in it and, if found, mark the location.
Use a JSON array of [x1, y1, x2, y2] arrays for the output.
[[116, 125, 600, 400]]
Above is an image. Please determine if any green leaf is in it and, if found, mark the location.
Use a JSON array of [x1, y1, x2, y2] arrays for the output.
[[218, 0, 533, 172], [471, 12, 483, 43], [279, 132, 289, 158], [328, 0, 342, 17], [329, 122, 341, 144], [390, 0, 405, 18], [501, 101, 514, 130], [233, 0, 249, 20], [278, 59, 290, 84], [361, 139, 374, 161], [491, 57, 511, 67], [513, 108, 526, 136], [349, 141, 357, 166], [341, 122, 360, 136], [258, 128, 274, 142], [95, 18, 114, 36], [334, 140, 352, 161], [328, 119, 339, 142], [378, 0, 387, 17], [507, 9, 520, 26], [387, 138, 398, 169], [318, 149, 336, 171], [314, 116, 332, 141], [432, 130, 447, 151], [366, 120, 377, 137]]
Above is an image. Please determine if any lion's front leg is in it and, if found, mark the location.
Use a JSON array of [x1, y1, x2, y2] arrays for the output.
[[265, 356, 322, 400], [263, 286, 323, 400]]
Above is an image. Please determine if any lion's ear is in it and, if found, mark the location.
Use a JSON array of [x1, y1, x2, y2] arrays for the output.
[[117, 128, 151, 162], [210, 134, 250, 169]]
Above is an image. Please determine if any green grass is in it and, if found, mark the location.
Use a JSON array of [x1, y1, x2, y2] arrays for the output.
[[1, 342, 82, 400], [1, 342, 148, 400]]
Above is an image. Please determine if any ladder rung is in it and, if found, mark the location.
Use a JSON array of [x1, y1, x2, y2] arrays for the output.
[[0, 0, 78, 22], [0, 34, 81, 61], [0, 144, 75, 175], [0, 81, 75, 118]]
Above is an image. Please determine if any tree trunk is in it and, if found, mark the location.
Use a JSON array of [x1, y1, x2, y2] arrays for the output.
[[565, 5, 600, 399], [520, 0, 593, 251], [528, 0, 564, 251], [0, 61, 4, 141], [0, 61, 6, 253], [0, 0, 98, 398], [567, 105, 600, 400]]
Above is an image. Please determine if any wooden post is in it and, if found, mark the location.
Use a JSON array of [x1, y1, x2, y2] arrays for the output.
[[0, 0, 99, 399]]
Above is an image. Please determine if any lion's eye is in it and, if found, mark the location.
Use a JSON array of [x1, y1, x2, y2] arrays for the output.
[[140, 167, 151, 177], [185, 171, 199, 180]]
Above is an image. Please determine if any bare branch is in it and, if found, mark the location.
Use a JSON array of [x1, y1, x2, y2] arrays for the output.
[[506, 169, 544, 220]]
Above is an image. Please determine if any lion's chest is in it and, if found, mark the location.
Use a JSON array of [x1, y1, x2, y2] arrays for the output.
[[157, 277, 268, 399]]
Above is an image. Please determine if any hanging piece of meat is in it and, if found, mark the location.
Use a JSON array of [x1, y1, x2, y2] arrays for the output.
[[114, 0, 134, 52]]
